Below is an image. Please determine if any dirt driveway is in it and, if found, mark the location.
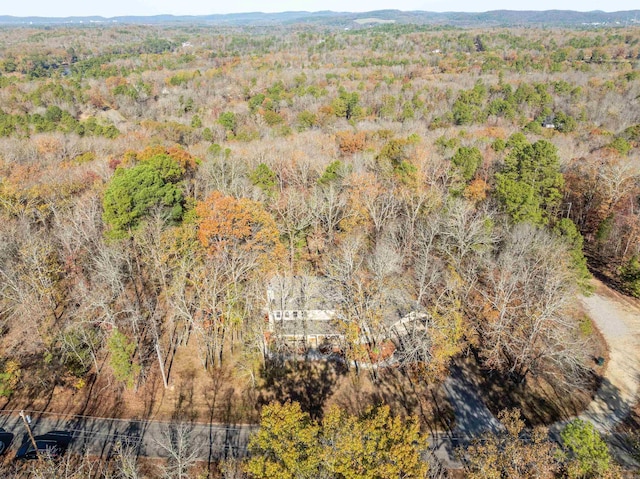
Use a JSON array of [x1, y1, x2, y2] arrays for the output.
[[579, 280, 640, 432]]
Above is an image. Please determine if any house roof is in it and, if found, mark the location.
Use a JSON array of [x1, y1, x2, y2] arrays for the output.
[[267, 275, 339, 337], [273, 317, 341, 337], [267, 275, 334, 312]]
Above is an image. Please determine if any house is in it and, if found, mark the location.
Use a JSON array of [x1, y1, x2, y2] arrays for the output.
[[542, 116, 556, 129], [266, 276, 342, 351], [266, 275, 421, 355]]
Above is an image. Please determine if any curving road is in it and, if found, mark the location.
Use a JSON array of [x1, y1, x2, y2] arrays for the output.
[[0, 279, 638, 470], [443, 279, 640, 438], [578, 280, 640, 432]]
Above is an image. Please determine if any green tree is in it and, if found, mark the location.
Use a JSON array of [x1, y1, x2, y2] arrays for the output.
[[245, 402, 323, 479], [190, 114, 202, 128], [401, 102, 415, 121], [377, 138, 408, 167], [554, 218, 592, 292], [492, 138, 507, 152], [107, 330, 139, 389], [561, 419, 618, 478], [250, 163, 278, 197], [451, 146, 483, 181], [249, 93, 266, 112], [3, 57, 17, 73], [607, 137, 631, 156], [202, 127, 213, 142], [218, 111, 237, 133], [495, 139, 564, 224], [296, 110, 317, 131], [621, 124, 640, 143], [318, 160, 346, 186], [452, 82, 487, 125], [103, 155, 185, 238], [332, 88, 362, 120], [620, 255, 640, 298], [506, 132, 528, 151], [554, 111, 577, 133]]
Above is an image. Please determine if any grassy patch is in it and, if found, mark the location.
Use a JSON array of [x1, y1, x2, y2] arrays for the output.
[[579, 315, 594, 337]]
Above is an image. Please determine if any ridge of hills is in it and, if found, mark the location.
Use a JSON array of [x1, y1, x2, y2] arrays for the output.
[[1, 9, 639, 27]]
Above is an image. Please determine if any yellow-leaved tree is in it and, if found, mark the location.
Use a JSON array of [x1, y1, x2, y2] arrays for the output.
[[245, 401, 323, 479], [322, 405, 429, 479], [245, 402, 429, 479]]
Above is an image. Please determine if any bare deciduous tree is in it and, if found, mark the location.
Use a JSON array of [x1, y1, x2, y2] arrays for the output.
[[474, 224, 590, 388], [271, 187, 313, 272], [156, 422, 201, 479], [313, 183, 349, 243]]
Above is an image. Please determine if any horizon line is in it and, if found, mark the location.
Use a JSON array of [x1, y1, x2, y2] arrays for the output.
[[2, 8, 638, 20]]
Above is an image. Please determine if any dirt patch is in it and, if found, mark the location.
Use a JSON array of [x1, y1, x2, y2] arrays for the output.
[[0, 343, 259, 425], [2, 340, 454, 433]]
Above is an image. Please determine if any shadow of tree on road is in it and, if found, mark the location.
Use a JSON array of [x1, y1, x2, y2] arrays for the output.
[[258, 358, 346, 420], [445, 363, 501, 438], [332, 367, 454, 435], [579, 377, 632, 429], [460, 355, 601, 426]]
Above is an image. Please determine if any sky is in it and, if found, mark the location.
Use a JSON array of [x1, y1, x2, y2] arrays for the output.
[[2, 0, 638, 18]]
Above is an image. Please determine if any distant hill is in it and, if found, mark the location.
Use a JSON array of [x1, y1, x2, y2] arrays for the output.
[[0, 9, 639, 27]]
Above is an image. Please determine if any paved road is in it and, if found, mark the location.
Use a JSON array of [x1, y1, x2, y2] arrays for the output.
[[0, 410, 465, 470], [0, 280, 637, 472], [443, 363, 501, 439], [0, 412, 255, 461]]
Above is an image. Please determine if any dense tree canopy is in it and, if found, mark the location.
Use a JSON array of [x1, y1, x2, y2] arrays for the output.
[[451, 145, 483, 181], [246, 402, 429, 479], [495, 139, 564, 224], [0, 20, 638, 478], [102, 154, 185, 238], [246, 402, 323, 479], [322, 405, 428, 479]]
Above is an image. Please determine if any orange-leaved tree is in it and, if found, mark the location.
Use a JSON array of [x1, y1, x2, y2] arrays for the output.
[[195, 191, 284, 277]]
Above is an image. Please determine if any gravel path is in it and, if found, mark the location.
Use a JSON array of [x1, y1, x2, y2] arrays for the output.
[[578, 280, 640, 432]]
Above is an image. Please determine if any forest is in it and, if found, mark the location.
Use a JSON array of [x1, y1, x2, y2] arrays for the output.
[[0, 19, 639, 478]]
